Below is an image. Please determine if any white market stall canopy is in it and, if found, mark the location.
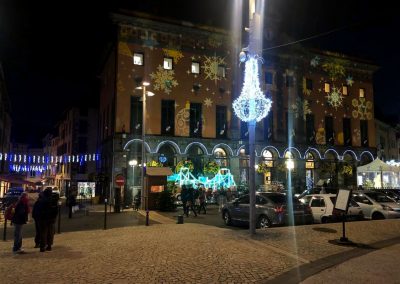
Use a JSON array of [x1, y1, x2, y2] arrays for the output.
[[357, 158, 400, 188], [357, 158, 400, 173]]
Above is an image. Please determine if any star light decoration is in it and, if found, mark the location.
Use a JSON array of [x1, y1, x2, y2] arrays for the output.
[[233, 56, 272, 122], [346, 76, 354, 86]]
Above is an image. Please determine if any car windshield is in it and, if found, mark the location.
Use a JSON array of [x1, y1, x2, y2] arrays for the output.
[[365, 192, 394, 203]]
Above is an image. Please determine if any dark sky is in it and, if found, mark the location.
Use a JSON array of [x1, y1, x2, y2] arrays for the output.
[[1, 0, 398, 147]]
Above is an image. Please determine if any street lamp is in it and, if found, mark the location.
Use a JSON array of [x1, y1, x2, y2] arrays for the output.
[[136, 81, 154, 226], [129, 159, 138, 194]]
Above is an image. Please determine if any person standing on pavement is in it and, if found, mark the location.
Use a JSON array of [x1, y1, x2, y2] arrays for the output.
[[38, 188, 59, 252], [181, 185, 189, 217], [67, 193, 76, 219], [197, 186, 207, 215], [186, 185, 197, 217], [32, 193, 43, 248], [11, 192, 30, 254]]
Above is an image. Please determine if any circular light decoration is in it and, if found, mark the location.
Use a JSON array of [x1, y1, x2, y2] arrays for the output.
[[233, 56, 272, 122]]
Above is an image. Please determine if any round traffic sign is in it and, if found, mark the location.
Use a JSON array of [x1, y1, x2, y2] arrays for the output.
[[115, 174, 125, 187]]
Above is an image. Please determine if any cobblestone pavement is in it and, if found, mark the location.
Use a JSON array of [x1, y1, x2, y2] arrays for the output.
[[1, 208, 400, 283]]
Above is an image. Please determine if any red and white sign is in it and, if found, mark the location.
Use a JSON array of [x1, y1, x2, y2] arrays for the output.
[[115, 174, 125, 187]]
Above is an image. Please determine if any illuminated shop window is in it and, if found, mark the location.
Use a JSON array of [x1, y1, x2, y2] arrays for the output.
[[163, 58, 173, 70], [324, 83, 330, 93], [133, 53, 143, 65], [191, 62, 200, 74]]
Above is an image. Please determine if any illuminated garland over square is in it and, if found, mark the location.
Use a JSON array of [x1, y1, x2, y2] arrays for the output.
[[233, 56, 272, 122]]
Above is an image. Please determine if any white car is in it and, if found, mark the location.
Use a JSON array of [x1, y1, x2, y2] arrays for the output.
[[352, 191, 400, 220], [300, 194, 363, 223]]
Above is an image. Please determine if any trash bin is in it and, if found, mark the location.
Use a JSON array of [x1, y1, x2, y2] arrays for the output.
[[176, 215, 184, 224]]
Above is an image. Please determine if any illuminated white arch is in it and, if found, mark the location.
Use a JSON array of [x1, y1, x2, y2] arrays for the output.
[[184, 142, 209, 155], [212, 143, 234, 156], [258, 145, 280, 158], [155, 140, 181, 155], [342, 150, 358, 161], [359, 150, 374, 161], [304, 147, 322, 160], [236, 145, 246, 156], [282, 147, 302, 159], [123, 139, 151, 153], [323, 148, 340, 160]]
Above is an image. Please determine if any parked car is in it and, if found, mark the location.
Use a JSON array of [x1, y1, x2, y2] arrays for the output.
[[352, 190, 400, 220], [300, 194, 363, 223], [0, 187, 24, 210], [375, 189, 400, 202], [221, 192, 313, 228]]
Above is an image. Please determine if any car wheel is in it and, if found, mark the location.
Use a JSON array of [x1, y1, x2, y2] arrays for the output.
[[372, 212, 385, 220], [223, 211, 232, 226], [257, 215, 272, 229]]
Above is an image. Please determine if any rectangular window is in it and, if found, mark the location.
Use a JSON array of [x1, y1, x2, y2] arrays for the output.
[[360, 120, 369, 147], [286, 76, 294, 87], [342, 85, 348, 96], [240, 121, 248, 139], [161, 100, 175, 136], [325, 116, 334, 145], [265, 72, 273, 84], [306, 114, 315, 144], [306, 78, 313, 91], [264, 111, 273, 141], [163, 57, 173, 70], [191, 62, 200, 74], [216, 105, 227, 139], [324, 83, 330, 93], [359, 88, 365, 98], [130, 96, 142, 135], [189, 103, 202, 138], [217, 65, 226, 78], [343, 118, 352, 146], [133, 53, 144, 65]]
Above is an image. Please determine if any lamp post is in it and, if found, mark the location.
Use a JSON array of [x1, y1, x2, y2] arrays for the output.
[[136, 82, 154, 226]]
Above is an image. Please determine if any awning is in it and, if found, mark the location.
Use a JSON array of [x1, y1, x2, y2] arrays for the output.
[[146, 167, 173, 176], [357, 158, 399, 173]]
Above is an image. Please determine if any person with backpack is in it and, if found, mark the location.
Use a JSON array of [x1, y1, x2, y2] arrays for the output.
[[11, 192, 30, 254], [32, 193, 43, 248], [38, 188, 59, 252]]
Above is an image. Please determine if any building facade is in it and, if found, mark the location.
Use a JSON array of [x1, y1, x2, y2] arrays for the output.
[[375, 119, 399, 162], [98, 12, 377, 203]]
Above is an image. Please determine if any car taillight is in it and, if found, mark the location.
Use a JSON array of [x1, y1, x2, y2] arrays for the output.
[[274, 205, 285, 213]]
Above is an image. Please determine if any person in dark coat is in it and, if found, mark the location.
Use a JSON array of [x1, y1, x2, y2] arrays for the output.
[[186, 185, 197, 217], [32, 193, 43, 248], [38, 188, 58, 252], [197, 187, 207, 214], [180, 185, 188, 217], [67, 193, 76, 219], [12, 192, 30, 254]]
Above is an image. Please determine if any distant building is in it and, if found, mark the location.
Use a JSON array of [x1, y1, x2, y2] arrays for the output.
[[375, 119, 399, 161]]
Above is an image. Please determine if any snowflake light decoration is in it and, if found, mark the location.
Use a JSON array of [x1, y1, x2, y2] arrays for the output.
[[163, 48, 184, 64], [352, 98, 373, 120], [202, 55, 226, 82], [326, 86, 343, 110], [150, 65, 178, 94], [291, 98, 312, 120], [310, 56, 320, 67], [346, 75, 354, 86], [203, 98, 213, 108], [233, 56, 272, 122]]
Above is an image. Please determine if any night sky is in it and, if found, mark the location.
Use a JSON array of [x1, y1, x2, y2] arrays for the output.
[[1, 0, 398, 147]]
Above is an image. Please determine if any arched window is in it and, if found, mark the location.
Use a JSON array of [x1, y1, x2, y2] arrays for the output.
[[262, 150, 274, 167], [305, 152, 315, 169], [158, 144, 176, 168], [187, 145, 204, 176], [214, 147, 228, 167], [284, 151, 293, 159]]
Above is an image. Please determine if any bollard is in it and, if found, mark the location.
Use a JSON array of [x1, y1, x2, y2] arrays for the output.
[[3, 208, 7, 241], [104, 199, 108, 230], [146, 209, 149, 226], [57, 201, 62, 234], [177, 215, 184, 224]]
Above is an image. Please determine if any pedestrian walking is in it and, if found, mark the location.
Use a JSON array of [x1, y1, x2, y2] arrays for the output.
[[181, 185, 189, 217], [67, 193, 76, 219], [187, 185, 197, 217], [197, 187, 207, 214], [38, 188, 59, 252], [32, 193, 43, 248], [11, 192, 30, 254], [133, 193, 141, 211]]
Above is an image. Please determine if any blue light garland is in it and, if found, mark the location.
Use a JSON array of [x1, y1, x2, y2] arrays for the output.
[[233, 56, 272, 122]]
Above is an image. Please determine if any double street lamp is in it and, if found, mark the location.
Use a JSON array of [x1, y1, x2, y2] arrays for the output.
[[136, 81, 154, 226]]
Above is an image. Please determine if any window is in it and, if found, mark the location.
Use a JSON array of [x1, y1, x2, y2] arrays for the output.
[[306, 114, 315, 144], [311, 197, 325, 207], [163, 57, 173, 70], [342, 85, 348, 96], [217, 65, 226, 78], [130, 96, 142, 135], [262, 150, 274, 168], [161, 100, 175, 136], [286, 76, 294, 87], [359, 88, 365, 98], [214, 147, 228, 167], [306, 78, 313, 91], [325, 116, 334, 145], [343, 118, 351, 146], [191, 62, 200, 74], [216, 105, 227, 139], [238, 195, 249, 204], [360, 120, 369, 146], [324, 83, 330, 93], [265, 72, 273, 84], [133, 53, 144, 65], [189, 103, 202, 137], [256, 196, 267, 205]]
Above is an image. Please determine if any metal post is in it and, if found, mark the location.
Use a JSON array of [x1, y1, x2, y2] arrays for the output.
[[57, 202, 61, 234], [248, 121, 256, 235], [104, 199, 108, 230], [3, 207, 7, 241], [142, 84, 150, 226]]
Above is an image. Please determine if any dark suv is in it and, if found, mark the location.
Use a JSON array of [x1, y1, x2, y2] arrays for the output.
[[222, 192, 313, 228]]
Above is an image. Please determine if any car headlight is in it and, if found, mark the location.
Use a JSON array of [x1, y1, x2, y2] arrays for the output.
[[381, 204, 394, 211]]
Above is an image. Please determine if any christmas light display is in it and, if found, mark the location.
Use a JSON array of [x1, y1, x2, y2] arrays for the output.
[[0, 152, 99, 164], [233, 56, 272, 122]]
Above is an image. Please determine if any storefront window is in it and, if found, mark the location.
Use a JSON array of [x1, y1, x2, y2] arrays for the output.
[[214, 147, 228, 167]]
